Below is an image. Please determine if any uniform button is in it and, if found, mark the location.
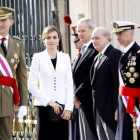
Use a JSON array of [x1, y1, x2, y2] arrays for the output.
[[125, 83, 127, 85], [54, 83, 56, 85], [54, 77, 56, 79]]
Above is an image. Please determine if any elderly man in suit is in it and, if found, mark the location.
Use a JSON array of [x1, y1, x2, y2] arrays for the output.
[[111, 21, 140, 140], [73, 18, 98, 140], [0, 7, 28, 140], [90, 27, 121, 140]]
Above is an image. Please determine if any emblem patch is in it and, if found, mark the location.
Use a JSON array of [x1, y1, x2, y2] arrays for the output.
[[16, 43, 19, 47]]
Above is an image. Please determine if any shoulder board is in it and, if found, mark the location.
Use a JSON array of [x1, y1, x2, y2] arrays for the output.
[[137, 49, 140, 54], [11, 36, 22, 41]]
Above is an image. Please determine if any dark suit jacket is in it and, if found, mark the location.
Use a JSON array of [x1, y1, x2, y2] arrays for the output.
[[72, 43, 98, 137], [90, 44, 122, 133], [116, 42, 140, 140]]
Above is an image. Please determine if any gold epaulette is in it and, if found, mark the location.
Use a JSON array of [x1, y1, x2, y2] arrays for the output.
[[137, 49, 140, 54]]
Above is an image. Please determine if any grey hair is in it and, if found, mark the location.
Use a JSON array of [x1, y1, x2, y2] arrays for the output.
[[77, 18, 94, 30], [102, 28, 111, 42]]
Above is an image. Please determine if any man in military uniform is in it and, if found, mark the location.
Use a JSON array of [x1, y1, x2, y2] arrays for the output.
[[111, 21, 140, 140], [0, 7, 28, 140]]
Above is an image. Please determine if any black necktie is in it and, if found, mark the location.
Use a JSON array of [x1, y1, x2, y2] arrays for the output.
[[1, 38, 7, 56]]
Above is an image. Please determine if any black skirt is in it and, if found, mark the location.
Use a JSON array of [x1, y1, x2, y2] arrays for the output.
[[36, 106, 69, 140]]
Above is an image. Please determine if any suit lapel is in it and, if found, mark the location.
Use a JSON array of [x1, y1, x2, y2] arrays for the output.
[[6, 36, 15, 60], [91, 45, 113, 84], [55, 51, 62, 73], [44, 50, 56, 76], [74, 43, 93, 73], [72, 54, 82, 73]]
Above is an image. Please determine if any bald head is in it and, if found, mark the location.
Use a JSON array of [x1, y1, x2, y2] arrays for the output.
[[91, 27, 111, 52]]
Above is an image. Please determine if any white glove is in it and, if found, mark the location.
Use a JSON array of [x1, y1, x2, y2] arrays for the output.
[[18, 106, 27, 122], [136, 115, 140, 130]]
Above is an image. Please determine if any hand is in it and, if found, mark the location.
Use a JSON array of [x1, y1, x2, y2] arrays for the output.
[[61, 110, 72, 120], [18, 106, 27, 122], [136, 115, 140, 130], [48, 100, 63, 114], [74, 97, 81, 109], [114, 109, 118, 121]]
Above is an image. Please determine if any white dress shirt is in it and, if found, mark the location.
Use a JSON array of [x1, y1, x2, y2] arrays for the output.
[[81, 40, 92, 55], [0, 34, 9, 51]]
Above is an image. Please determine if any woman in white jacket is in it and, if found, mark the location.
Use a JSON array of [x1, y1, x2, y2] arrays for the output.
[[28, 26, 74, 140]]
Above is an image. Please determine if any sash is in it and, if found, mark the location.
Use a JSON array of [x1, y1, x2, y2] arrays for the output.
[[0, 54, 20, 104], [119, 85, 140, 131]]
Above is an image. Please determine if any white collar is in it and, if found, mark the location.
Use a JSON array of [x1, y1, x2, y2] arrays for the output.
[[0, 34, 9, 40], [100, 43, 110, 55], [123, 41, 135, 53], [0, 34, 9, 50], [84, 40, 92, 47]]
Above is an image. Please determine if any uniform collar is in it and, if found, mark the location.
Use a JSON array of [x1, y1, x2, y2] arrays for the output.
[[123, 41, 135, 53]]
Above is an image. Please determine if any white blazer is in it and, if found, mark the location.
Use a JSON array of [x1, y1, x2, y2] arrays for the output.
[[28, 50, 74, 111]]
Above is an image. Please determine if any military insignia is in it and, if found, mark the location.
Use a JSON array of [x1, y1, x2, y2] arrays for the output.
[[133, 61, 136, 66], [129, 77, 135, 84], [16, 43, 19, 47], [113, 22, 118, 29], [14, 53, 18, 59], [137, 50, 140, 54], [133, 72, 139, 78], [14, 64, 17, 69], [0, 10, 4, 14], [10, 58, 14, 64], [125, 72, 131, 78], [129, 67, 135, 73]]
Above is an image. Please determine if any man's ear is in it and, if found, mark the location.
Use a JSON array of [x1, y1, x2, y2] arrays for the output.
[[10, 19, 14, 26]]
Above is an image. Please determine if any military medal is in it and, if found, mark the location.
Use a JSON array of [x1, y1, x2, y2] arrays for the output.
[[129, 77, 135, 84], [14, 64, 17, 69], [14, 53, 18, 59], [133, 72, 139, 78], [129, 67, 135, 73], [10, 58, 14, 64], [125, 72, 131, 78], [131, 56, 136, 66]]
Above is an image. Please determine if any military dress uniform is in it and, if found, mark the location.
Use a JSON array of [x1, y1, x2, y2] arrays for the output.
[[0, 7, 28, 140], [111, 21, 140, 140], [116, 41, 140, 140]]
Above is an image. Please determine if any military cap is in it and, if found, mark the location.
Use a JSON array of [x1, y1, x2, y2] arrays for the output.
[[111, 21, 138, 33], [71, 26, 78, 36], [0, 7, 14, 20]]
